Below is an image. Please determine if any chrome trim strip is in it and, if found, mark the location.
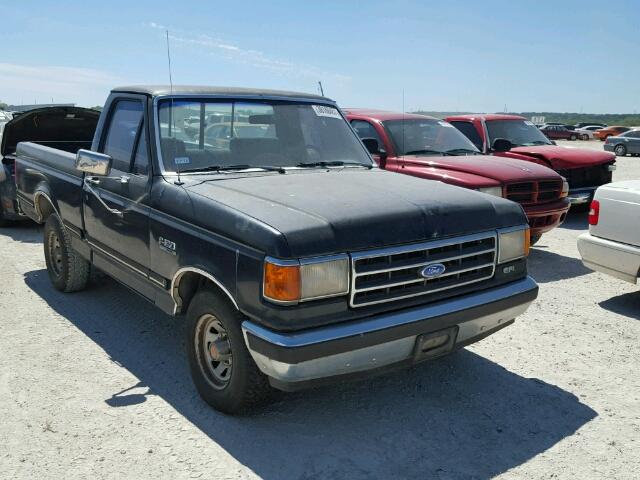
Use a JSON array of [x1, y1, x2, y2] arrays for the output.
[[243, 276, 537, 350], [33, 191, 60, 222], [171, 267, 239, 313], [349, 231, 498, 308], [88, 241, 148, 277]]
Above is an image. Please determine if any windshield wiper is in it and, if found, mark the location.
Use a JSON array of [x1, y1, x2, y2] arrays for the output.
[[296, 161, 373, 169], [404, 149, 451, 156], [443, 148, 481, 155], [178, 164, 287, 174]]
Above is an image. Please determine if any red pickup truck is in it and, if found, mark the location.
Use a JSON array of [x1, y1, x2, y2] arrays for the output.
[[445, 114, 616, 205], [345, 109, 570, 244]]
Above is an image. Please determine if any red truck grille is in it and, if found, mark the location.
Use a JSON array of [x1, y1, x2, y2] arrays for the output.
[[505, 180, 563, 205]]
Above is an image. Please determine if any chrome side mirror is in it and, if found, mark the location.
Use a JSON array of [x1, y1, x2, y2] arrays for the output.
[[76, 149, 112, 176]]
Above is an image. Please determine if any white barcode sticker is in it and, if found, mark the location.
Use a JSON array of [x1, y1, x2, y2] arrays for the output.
[[175, 157, 191, 165], [312, 105, 342, 119]]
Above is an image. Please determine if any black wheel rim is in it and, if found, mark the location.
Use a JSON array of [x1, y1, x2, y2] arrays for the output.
[[615, 146, 625, 156], [48, 231, 63, 277], [195, 313, 233, 390]]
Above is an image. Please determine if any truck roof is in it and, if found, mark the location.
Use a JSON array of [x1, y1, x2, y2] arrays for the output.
[[343, 109, 436, 121], [445, 113, 526, 122], [111, 85, 331, 102]]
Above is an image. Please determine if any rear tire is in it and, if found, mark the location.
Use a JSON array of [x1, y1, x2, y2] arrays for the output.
[[186, 288, 272, 414], [614, 144, 627, 157], [43, 214, 90, 292], [581, 134, 589, 141]]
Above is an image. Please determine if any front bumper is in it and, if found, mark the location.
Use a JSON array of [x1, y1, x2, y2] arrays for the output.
[[242, 276, 538, 390], [523, 198, 571, 235], [577, 232, 640, 284], [567, 187, 597, 205]]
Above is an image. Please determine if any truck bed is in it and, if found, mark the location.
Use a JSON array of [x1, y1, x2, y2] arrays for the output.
[[15, 141, 84, 231]]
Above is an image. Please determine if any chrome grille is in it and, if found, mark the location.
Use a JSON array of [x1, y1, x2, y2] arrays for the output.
[[350, 232, 497, 308]]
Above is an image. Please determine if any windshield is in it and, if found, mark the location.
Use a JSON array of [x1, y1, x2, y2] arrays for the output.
[[486, 119, 552, 147], [157, 100, 372, 172], [382, 118, 480, 156]]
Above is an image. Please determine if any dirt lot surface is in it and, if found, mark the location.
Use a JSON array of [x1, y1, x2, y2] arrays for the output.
[[1, 140, 638, 479]]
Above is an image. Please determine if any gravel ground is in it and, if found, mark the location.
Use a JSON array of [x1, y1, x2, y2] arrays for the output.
[[1, 140, 638, 479]]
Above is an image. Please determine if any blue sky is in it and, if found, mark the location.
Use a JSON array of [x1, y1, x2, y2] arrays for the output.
[[1, 1, 638, 113]]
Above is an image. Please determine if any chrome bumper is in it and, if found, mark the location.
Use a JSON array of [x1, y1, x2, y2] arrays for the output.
[[567, 187, 597, 205], [242, 276, 538, 389]]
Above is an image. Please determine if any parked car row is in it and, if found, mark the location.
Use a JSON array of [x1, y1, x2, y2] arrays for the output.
[[0, 85, 635, 414]]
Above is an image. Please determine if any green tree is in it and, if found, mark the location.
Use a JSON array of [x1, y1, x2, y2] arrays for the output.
[[0, 101, 8, 110]]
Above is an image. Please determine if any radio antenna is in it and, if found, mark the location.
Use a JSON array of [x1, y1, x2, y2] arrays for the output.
[[165, 29, 174, 94], [165, 29, 183, 185], [318, 81, 324, 96]]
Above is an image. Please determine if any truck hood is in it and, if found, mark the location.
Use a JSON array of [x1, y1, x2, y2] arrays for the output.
[[0, 106, 99, 157], [504, 145, 615, 170], [402, 154, 561, 184], [181, 168, 526, 257]]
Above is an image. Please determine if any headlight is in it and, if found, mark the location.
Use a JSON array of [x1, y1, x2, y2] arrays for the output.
[[477, 186, 503, 197], [498, 226, 530, 264], [560, 180, 569, 198], [263, 255, 349, 304]]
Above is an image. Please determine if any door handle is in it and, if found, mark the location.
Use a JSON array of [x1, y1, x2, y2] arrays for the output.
[[83, 177, 124, 218], [120, 175, 130, 184]]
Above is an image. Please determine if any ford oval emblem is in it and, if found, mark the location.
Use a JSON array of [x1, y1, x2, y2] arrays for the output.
[[421, 263, 446, 279]]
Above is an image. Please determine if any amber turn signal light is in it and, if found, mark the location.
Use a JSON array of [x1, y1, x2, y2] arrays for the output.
[[263, 262, 301, 303]]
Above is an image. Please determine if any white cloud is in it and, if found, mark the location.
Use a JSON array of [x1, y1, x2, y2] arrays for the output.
[[0, 63, 121, 106], [148, 23, 349, 83]]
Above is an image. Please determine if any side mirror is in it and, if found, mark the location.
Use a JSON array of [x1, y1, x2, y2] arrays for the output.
[[492, 138, 512, 153], [76, 149, 112, 176], [550, 140, 557, 145], [361, 137, 386, 157]]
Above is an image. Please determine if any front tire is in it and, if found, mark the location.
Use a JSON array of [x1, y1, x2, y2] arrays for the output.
[[187, 288, 271, 414], [569, 134, 577, 141], [614, 144, 627, 157], [43, 214, 90, 292], [581, 134, 589, 140]]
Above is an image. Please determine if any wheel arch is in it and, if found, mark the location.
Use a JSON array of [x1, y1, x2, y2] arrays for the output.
[[34, 190, 59, 223], [171, 267, 239, 315]]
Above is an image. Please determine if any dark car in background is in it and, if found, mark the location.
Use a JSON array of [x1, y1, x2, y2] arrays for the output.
[[604, 130, 640, 157], [575, 122, 607, 129], [0, 106, 100, 226], [539, 125, 578, 140]]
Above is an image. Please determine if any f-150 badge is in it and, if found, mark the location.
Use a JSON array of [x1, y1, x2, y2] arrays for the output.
[[159, 236, 176, 255]]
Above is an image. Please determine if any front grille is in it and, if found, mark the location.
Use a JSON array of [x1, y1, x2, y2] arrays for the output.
[[506, 180, 563, 205], [350, 232, 497, 308], [557, 164, 613, 189]]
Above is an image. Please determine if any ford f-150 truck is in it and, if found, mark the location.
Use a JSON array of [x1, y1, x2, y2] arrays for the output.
[[0, 106, 99, 225], [445, 114, 617, 206], [15, 86, 538, 413], [345, 110, 570, 245]]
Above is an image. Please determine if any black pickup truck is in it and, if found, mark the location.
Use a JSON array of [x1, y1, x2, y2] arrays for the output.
[[15, 86, 538, 413]]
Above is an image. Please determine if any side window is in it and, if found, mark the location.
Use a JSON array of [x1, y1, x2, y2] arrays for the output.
[[132, 123, 149, 175], [350, 120, 383, 146], [103, 100, 144, 171], [450, 121, 483, 149]]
